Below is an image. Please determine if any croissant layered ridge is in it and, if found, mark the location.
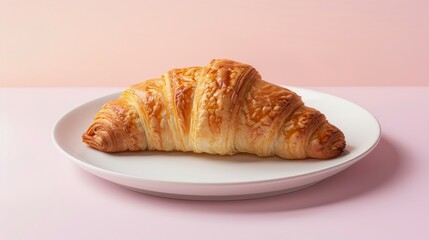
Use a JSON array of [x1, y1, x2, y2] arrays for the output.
[[82, 59, 346, 159]]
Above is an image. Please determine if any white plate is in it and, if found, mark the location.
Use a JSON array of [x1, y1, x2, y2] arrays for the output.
[[52, 87, 380, 200]]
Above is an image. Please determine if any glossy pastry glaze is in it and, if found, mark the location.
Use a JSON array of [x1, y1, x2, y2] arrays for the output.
[[82, 59, 346, 159]]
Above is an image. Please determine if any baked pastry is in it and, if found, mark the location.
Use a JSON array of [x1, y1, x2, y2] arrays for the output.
[[82, 59, 345, 159]]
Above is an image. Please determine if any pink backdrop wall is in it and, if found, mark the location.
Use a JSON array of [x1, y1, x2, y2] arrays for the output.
[[1, 0, 428, 87]]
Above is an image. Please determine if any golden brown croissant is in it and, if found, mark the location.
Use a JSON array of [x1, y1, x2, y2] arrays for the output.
[[82, 59, 345, 159]]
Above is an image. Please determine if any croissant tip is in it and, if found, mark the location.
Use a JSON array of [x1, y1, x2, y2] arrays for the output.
[[306, 124, 346, 159], [82, 125, 110, 152], [82, 132, 100, 151]]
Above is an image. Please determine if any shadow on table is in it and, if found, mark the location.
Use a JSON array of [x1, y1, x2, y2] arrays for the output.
[[77, 135, 404, 213]]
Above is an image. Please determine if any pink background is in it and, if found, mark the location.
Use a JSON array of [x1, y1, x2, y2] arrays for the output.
[[1, 0, 428, 87]]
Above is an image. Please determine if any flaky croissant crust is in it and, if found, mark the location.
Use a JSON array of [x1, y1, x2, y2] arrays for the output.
[[82, 59, 345, 159]]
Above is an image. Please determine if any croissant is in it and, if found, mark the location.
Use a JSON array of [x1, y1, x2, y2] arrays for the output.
[[82, 59, 345, 159]]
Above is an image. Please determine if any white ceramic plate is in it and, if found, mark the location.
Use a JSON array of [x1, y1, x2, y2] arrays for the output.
[[52, 87, 380, 200]]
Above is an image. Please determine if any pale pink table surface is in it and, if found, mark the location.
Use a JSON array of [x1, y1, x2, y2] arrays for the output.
[[0, 87, 428, 239]]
